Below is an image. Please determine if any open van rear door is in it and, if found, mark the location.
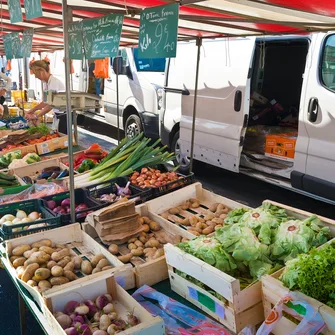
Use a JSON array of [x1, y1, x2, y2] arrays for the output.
[[179, 37, 255, 172]]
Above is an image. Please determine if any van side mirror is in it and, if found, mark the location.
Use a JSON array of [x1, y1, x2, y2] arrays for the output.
[[112, 56, 124, 75]]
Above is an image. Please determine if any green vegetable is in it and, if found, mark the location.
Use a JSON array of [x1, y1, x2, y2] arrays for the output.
[[270, 216, 330, 262], [280, 243, 335, 308], [28, 123, 50, 136], [24, 153, 41, 164], [77, 159, 96, 173], [224, 207, 249, 225], [0, 151, 22, 168], [178, 236, 237, 273]]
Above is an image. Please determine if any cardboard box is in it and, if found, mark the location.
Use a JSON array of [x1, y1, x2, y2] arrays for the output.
[[35, 133, 76, 155], [265, 133, 297, 162], [0, 144, 37, 158]]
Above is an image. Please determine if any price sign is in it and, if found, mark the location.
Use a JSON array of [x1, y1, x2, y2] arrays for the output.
[[69, 22, 83, 60], [8, 0, 23, 23], [138, 3, 179, 59], [21, 30, 34, 57], [4, 33, 21, 59], [83, 14, 123, 59], [24, 0, 43, 20]]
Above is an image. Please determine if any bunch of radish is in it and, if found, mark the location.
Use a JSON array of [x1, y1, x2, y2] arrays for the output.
[[54, 293, 140, 335]]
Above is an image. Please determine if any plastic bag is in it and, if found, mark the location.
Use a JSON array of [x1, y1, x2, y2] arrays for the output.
[[94, 58, 109, 79], [0, 183, 67, 205], [132, 285, 232, 335], [256, 293, 326, 335]]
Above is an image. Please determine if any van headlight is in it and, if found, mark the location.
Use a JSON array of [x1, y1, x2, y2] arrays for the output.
[[153, 85, 164, 110]]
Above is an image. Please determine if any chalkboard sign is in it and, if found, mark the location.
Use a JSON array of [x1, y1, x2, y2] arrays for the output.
[[24, 0, 43, 20], [138, 3, 179, 59], [21, 30, 34, 57], [3, 35, 13, 60], [69, 22, 83, 60], [83, 14, 123, 59], [3, 33, 21, 59], [8, 0, 23, 23]]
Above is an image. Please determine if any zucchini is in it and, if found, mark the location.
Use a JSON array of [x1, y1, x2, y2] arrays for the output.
[[0, 179, 18, 186], [0, 172, 16, 181]]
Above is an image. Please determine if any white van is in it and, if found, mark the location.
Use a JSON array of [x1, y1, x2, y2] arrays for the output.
[[80, 47, 165, 139], [161, 33, 335, 203]]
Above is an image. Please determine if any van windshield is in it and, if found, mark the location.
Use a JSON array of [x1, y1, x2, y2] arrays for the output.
[[133, 48, 166, 72]]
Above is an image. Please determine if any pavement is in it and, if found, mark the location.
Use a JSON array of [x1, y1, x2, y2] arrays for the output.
[[0, 117, 334, 335]]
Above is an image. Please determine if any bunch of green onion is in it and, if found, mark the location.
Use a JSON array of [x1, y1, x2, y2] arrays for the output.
[[74, 133, 175, 188]]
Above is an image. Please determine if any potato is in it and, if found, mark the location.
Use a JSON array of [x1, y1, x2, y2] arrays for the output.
[[81, 260, 93, 275], [149, 221, 160, 231], [108, 244, 119, 255], [55, 243, 66, 249], [208, 203, 219, 213], [32, 275, 41, 282], [91, 254, 105, 268], [47, 260, 57, 269], [64, 262, 74, 272], [97, 259, 110, 269], [191, 201, 200, 208], [180, 218, 191, 226], [24, 251, 50, 266], [215, 225, 223, 230], [72, 256, 82, 269], [131, 248, 144, 256], [31, 239, 52, 248], [145, 239, 160, 248], [51, 265, 64, 277], [152, 248, 165, 259], [142, 224, 150, 233], [92, 267, 101, 274], [64, 270, 77, 281], [128, 243, 137, 250], [202, 226, 214, 235], [145, 250, 156, 259], [13, 257, 26, 268], [138, 217, 144, 225], [168, 207, 180, 215], [196, 222, 207, 230], [204, 214, 215, 221], [187, 229, 201, 236], [16, 266, 25, 279], [127, 237, 137, 244], [12, 244, 31, 256], [34, 268, 51, 280], [27, 280, 37, 287], [189, 216, 198, 226], [10, 256, 21, 263], [134, 240, 143, 248], [39, 263, 48, 269], [181, 201, 191, 210], [102, 266, 113, 271], [142, 216, 151, 224], [57, 256, 71, 268], [39, 246, 55, 255], [143, 247, 156, 254], [181, 237, 189, 243], [23, 248, 38, 259], [118, 254, 133, 263], [215, 210, 227, 218], [50, 276, 69, 286], [212, 218, 223, 225], [161, 212, 169, 220], [21, 263, 39, 282], [139, 236, 147, 244], [216, 204, 224, 212], [220, 214, 228, 219], [38, 280, 51, 289], [51, 248, 70, 262]]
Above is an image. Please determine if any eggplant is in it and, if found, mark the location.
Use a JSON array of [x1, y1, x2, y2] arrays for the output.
[[50, 171, 60, 179], [22, 176, 33, 184], [37, 172, 53, 180], [42, 166, 61, 174], [56, 169, 69, 179]]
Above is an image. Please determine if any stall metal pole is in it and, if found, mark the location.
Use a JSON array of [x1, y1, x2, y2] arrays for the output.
[[189, 37, 202, 173], [62, 0, 76, 223], [116, 58, 120, 144]]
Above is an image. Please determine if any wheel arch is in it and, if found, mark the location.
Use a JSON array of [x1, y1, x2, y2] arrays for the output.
[[169, 122, 180, 149], [122, 105, 139, 128]]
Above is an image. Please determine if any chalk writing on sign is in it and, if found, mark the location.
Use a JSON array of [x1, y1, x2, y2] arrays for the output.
[[69, 22, 83, 60], [24, 0, 43, 20], [21, 30, 34, 58], [8, 0, 23, 23]]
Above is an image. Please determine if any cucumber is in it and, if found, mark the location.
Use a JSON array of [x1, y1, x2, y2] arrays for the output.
[[0, 179, 18, 186], [0, 172, 16, 181]]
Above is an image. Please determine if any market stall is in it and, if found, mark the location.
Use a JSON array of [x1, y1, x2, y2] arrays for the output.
[[1, 1, 335, 335]]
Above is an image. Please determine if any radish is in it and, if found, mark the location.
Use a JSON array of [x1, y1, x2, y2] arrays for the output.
[[64, 301, 80, 315], [56, 314, 72, 329]]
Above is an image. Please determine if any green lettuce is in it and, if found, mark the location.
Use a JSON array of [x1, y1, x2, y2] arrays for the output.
[[178, 236, 237, 273], [224, 207, 249, 225]]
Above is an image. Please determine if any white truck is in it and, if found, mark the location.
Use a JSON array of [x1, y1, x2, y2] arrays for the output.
[[161, 32, 335, 203]]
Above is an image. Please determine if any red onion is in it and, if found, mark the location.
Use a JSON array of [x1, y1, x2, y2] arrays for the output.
[[47, 200, 57, 210], [61, 198, 71, 207]]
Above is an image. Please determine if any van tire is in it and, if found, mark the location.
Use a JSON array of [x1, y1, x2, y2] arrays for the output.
[[125, 114, 143, 138], [172, 131, 191, 174]]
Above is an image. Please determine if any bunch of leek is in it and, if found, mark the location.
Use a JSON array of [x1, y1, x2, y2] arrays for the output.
[[74, 133, 175, 188]]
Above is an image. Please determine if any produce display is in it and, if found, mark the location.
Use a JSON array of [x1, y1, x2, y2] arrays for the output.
[[0, 209, 43, 231], [8, 153, 41, 169], [130, 168, 181, 189], [0, 151, 22, 168], [74, 133, 174, 188], [52, 293, 141, 334], [178, 203, 331, 285], [160, 198, 231, 235], [106, 215, 184, 264], [280, 242, 335, 308], [21, 165, 69, 184], [47, 198, 91, 218], [97, 182, 132, 203], [0, 171, 20, 188], [9, 239, 114, 292], [26, 133, 60, 145]]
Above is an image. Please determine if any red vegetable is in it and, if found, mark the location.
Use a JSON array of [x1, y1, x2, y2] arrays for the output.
[[64, 301, 80, 315], [47, 200, 57, 210], [61, 198, 71, 207], [75, 204, 88, 212], [95, 295, 109, 310]]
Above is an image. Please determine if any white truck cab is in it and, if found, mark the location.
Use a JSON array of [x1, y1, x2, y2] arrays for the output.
[[80, 47, 165, 139], [161, 33, 335, 203]]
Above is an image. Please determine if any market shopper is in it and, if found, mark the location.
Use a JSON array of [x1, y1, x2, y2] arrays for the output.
[[0, 71, 12, 117], [25, 60, 68, 133]]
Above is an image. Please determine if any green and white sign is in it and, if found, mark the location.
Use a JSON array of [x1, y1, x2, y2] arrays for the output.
[[24, 0, 43, 20], [21, 30, 34, 57], [8, 0, 23, 23], [4, 33, 21, 59], [83, 14, 123, 59], [69, 22, 83, 60], [138, 3, 179, 59]]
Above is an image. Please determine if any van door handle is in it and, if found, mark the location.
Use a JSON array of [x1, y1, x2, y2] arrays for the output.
[[107, 78, 112, 82], [234, 90, 242, 112], [308, 97, 318, 122]]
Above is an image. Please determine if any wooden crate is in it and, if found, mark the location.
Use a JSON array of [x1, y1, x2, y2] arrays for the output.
[[35, 133, 76, 155], [262, 274, 335, 335], [43, 273, 165, 335], [164, 243, 264, 334], [147, 182, 250, 237], [5, 223, 134, 309], [82, 204, 192, 288]]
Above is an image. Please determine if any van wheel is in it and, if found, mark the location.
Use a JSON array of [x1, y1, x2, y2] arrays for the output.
[[172, 131, 191, 174], [125, 114, 143, 138]]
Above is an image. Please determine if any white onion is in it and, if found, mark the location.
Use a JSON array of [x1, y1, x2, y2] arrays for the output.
[[3, 221, 13, 226], [12, 218, 22, 224], [16, 210, 27, 219], [1, 214, 15, 222], [21, 218, 32, 223], [28, 212, 40, 221]]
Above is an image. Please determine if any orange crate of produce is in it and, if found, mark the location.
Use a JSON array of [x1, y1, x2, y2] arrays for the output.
[[265, 133, 297, 162]]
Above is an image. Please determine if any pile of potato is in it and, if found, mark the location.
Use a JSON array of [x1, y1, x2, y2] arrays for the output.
[[161, 199, 231, 236], [9, 239, 113, 293], [108, 216, 186, 263]]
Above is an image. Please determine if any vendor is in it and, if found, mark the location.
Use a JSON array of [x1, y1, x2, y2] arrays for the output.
[[25, 60, 67, 133], [0, 72, 12, 117]]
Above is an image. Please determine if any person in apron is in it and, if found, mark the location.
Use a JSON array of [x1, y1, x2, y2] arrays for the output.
[[25, 60, 67, 133], [0, 72, 12, 117]]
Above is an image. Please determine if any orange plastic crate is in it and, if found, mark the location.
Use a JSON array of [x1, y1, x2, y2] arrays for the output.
[[265, 133, 297, 161]]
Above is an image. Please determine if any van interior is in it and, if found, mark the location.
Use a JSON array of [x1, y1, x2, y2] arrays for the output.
[[241, 38, 309, 178]]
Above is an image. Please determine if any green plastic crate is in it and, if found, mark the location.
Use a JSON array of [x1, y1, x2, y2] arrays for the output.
[[0, 199, 61, 241]]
